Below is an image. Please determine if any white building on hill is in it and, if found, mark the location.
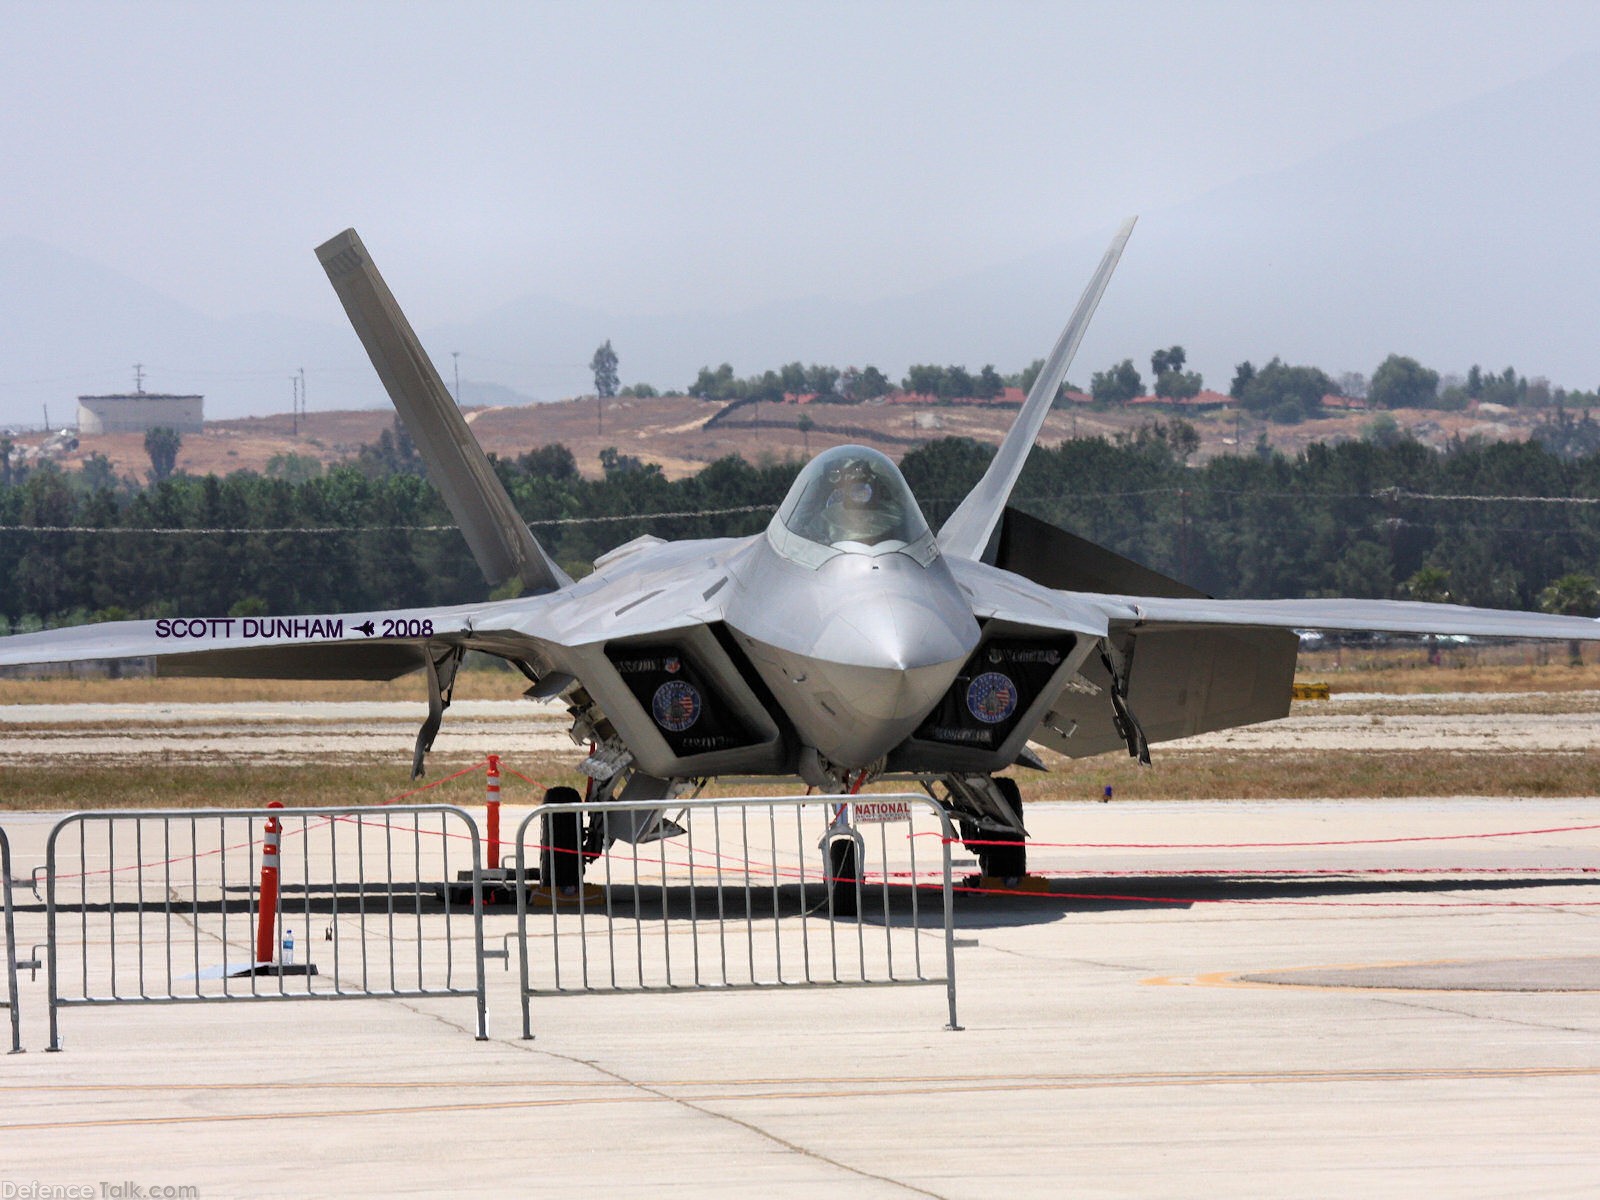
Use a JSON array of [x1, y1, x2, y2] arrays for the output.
[[77, 392, 204, 435]]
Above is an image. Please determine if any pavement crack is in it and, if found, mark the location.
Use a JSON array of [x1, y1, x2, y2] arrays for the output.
[[1369, 995, 1600, 1035], [395, 999, 947, 1195], [500, 1036, 949, 1198]]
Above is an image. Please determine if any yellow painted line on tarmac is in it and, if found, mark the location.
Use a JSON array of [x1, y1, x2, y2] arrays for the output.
[[6, 1066, 1600, 1132], [1144, 953, 1600, 993], [1143, 960, 1426, 989]]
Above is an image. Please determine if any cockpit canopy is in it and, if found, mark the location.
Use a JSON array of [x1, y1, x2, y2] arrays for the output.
[[767, 446, 939, 568]]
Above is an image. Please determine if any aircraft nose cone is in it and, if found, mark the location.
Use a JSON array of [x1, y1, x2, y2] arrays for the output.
[[807, 579, 979, 725], [812, 654, 963, 724], [829, 592, 974, 674]]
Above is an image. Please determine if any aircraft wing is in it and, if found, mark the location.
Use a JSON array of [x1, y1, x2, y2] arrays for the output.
[[0, 533, 753, 679], [0, 537, 762, 777], [1087, 594, 1600, 642], [0, 599, 530, 680], [1019, 587, 1600, 761]]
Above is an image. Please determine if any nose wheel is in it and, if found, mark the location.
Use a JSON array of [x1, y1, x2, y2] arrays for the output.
[[821, 805, 865, 917], [826, 835, 863, 917]]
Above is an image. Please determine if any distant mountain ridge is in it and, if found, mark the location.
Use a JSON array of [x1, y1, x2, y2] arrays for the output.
[[3, 54, 1596, 426]]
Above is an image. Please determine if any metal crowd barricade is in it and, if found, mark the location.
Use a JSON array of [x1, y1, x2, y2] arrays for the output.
[[44, 804, 487, 1050], [514, 792, 959, 1037], [2, 827, 21, 1053]]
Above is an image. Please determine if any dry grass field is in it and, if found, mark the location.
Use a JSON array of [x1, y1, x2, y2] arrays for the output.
[[4, 649, 1600, 810], [5, 640, 1598, 707], [0, 667, 532, 706]]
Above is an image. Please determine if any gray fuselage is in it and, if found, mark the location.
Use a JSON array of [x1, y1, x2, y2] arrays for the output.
[[722, 534, 981, 770]]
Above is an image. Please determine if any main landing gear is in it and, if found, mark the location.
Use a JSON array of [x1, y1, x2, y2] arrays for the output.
[[539, 786, 586, 895], [939, 775, 1035, 890], [973, 777, 1027, 885]]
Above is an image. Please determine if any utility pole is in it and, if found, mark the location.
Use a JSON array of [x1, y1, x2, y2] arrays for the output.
[[299, 367, 306, 430], [1178, 486, 1190, 581], [291, 375, 300, 436], [133, 363, 145, 393], [451, 352, 461, 405]]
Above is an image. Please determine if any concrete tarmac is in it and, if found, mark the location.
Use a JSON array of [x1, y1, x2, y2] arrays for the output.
[[3, 796, 1600, 1198]]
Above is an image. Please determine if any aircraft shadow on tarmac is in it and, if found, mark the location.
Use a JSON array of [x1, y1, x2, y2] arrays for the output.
[[19, 874, 1595, 933], [942, 872, 1600, 929]]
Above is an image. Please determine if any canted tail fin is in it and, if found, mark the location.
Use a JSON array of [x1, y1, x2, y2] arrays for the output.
[[317, 228, 570, 594], [937, 218, 1136, 562]]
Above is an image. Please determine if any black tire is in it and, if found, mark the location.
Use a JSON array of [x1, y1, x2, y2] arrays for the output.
[[541, 786, 585, 890], [978, 777, 1027, 882], [827, 836, 861, 918]]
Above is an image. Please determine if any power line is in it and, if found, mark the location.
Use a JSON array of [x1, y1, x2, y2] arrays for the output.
[[1377, 489, 1600, 505], [9, 485, 1600, 540], [0, 502, 781, 536]]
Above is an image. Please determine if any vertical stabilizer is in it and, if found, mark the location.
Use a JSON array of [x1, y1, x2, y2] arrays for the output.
[[937, 219, 1136, 562], [317, 229, 570, 594]]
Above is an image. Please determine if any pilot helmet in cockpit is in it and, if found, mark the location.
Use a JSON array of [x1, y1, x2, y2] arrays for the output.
[[772, 445, 934, 562], [817, 455, 901, 544]]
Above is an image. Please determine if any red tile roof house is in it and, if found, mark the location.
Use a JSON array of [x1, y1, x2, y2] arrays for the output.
[[888, 386, 1098, 407], [1320, 393, 1369, 411], [1126, 389, 1233, 409]]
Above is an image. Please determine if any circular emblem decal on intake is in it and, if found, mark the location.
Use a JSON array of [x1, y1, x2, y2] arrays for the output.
[[966, 672, 1018, 724], [652, 680, 702, 732]]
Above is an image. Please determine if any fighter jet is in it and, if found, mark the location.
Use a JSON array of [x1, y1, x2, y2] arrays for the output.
[[5, 222, 1599, 895]]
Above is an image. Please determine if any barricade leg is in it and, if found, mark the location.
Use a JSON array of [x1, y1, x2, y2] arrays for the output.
[[2, 829, 21, 1053]]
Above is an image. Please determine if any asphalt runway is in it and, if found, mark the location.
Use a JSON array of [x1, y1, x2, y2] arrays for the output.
[[3, 795, 1599, 1196]]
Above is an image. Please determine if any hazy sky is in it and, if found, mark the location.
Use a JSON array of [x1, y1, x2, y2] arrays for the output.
[[5, 0, 1600, 412]]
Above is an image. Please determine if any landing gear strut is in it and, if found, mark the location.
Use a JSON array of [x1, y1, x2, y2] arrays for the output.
[[977, 777, 1026, 882]]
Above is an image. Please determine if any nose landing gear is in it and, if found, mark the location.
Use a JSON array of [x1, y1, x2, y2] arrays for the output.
[[821, 806, 865, 918]]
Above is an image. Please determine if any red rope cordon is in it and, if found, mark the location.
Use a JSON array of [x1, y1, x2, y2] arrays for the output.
[[53, 758, 491, 879], [942, 819, 1600, 850], [946, 881, 1600, 908], [333, 813, 477, 842], [378, 758, 488, 805], [884, 866, 1599, 880], [500, 765, 555, 792]]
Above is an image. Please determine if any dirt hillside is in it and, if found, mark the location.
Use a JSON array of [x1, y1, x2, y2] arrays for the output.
[[18, 394, 1541, 483]]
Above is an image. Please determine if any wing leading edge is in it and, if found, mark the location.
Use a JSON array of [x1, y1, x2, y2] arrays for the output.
[[1090, 594, 1600, 642]]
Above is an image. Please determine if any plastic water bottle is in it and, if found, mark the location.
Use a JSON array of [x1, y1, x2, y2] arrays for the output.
[[282, 928, 296, 966]]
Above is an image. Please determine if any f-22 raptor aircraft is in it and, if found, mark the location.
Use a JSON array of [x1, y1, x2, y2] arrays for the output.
[[5, 222, 1599, 894]]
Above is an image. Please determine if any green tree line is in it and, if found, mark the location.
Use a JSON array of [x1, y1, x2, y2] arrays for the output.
[[644, 344, 1600, 419], [6, 426, 1600, 630]]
